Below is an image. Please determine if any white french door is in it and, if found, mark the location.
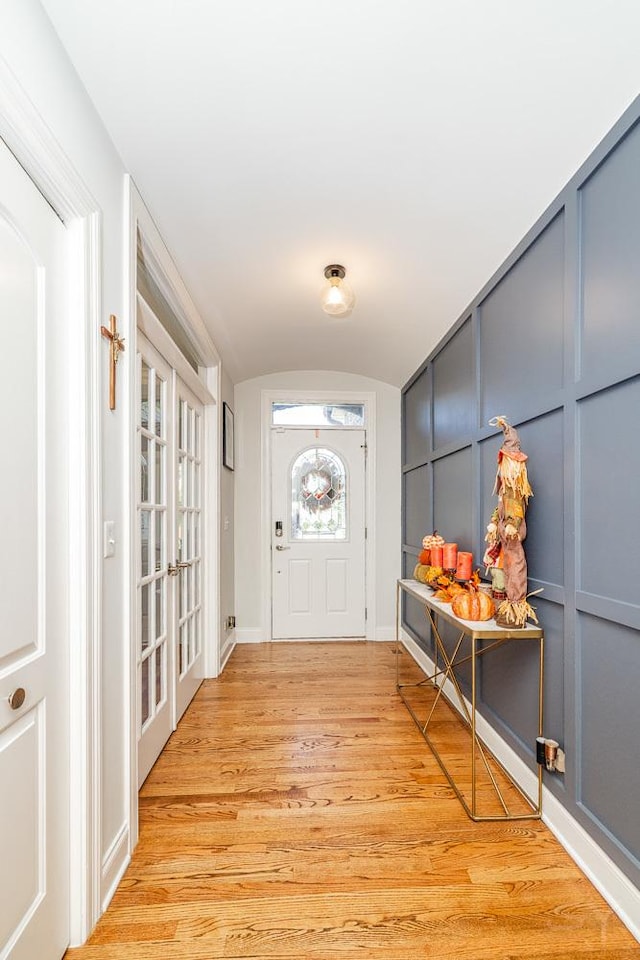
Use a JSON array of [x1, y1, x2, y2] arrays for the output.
[[0, 141, 69, 957], [137, 337, 172, 784], [271, 428, 366, 639], [136, 334, 204, 786], [174, 377, 205, 721]]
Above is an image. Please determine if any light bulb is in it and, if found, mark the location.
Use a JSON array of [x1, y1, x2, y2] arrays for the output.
[[320, 265, 355, 317]]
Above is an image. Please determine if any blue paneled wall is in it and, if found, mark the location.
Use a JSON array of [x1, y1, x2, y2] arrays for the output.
[[401, 98, 640, 889]]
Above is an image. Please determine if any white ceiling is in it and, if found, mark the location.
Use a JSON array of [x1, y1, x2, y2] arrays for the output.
[[41, 0, 640, 386]]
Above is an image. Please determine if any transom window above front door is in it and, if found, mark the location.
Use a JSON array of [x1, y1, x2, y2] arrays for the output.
[[272, 401, 364, 427], [291, 447, 347, 540]]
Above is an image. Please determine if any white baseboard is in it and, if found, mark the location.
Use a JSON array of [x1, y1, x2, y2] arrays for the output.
[[399, 629, 640, 944], [219, 633, 236, 669], [100, 822, 129, 914], [272, 636, 366, 643], [542, 790, 640, 943], [236, 630, 376, 644], [236, 628, 265, 644], [374, 625, 395, 640]]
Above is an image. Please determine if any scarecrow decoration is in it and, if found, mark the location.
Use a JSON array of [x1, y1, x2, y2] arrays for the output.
[[483, 416, 538, 627]]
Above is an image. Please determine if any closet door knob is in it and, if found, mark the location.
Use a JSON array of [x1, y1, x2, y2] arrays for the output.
[[8, 688, 26, 710]]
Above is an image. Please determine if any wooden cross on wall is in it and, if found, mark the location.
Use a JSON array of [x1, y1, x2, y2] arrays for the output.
[[100, 314, 125, 410]]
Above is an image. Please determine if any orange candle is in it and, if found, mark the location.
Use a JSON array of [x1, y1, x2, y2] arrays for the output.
[[456, 551, 473, 580], [443, 542, 458, 570], [430, 545, 443, 567]]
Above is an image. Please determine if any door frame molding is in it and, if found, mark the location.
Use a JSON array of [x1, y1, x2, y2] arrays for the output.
[[126, 178, 221, 848], [0, 56, 103, 944], [260, 389, 377, 641]]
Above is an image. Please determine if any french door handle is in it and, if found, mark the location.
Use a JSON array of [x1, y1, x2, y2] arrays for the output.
[[275, 545, 290, 551], [168, 559, 191, 576]]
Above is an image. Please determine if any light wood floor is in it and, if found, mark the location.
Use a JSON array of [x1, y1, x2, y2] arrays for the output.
[[65, 641, 639, 959]]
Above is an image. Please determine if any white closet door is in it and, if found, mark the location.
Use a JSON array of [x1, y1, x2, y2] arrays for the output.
[[0, 139, 69, 957]]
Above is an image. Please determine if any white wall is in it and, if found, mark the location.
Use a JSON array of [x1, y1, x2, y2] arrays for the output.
[[234, 370, 401, 640], [0, 0, 233, 934], [0, 0, 131, 912]]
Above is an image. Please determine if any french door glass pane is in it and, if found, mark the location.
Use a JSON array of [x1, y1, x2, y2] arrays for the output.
[[194, 610, 201, 656], [141, 436, 150, 502], [141, 582, 151, 651], [155, 442, 163, 504], [194, 560, 200, 606], [194, 516, 200, 557], [141, 361, 150, 430], [155, 645, 163, 708], [179, 624, 186, 675], [155, 375, 164, 437], [155, 578, 163, 639], [140, 510, 151, 577], [155, 511, 163, 570], [141, 656, 150, 726], [178, 400, 185, 450], [177, 455, 185, 507]]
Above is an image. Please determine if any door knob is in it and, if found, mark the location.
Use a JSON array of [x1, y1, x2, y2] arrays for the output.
[[275, 545, 290, 551], [8, 688, 26, 710]]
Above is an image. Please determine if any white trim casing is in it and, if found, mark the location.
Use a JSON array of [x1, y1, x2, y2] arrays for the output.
[[400, 629, 640, 945], [259, 389, 377, 643], [126, 178, 223, 856], [203, 363, 222, 678], [137, 293, 215, 406]]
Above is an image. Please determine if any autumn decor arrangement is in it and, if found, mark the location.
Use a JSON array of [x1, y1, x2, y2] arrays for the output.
[[413, 531, 497, 621], [483, 416, 538, 628]]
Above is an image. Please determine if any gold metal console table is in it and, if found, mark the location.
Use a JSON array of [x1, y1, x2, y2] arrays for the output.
[[396, 578, 543, 822]]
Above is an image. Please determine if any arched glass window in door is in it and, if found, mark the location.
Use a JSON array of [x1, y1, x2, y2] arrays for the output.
[[291, 447, 347, 540]]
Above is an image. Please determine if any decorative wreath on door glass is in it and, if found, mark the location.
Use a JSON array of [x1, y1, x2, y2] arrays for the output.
[[295, 449, 344, 514]]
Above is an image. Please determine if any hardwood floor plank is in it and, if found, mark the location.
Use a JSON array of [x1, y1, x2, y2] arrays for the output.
[[65, 641, 639, 960]]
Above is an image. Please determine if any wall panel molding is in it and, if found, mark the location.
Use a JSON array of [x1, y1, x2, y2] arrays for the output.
[[402, 94, 640, 895]]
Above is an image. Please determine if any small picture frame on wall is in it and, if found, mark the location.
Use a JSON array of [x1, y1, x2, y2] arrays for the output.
[[223, 402, 234, 470]]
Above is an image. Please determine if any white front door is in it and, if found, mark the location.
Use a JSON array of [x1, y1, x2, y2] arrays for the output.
[[0, 143, 69, 957], [137, 335, 205, 785], [271, 429, 366, 639]]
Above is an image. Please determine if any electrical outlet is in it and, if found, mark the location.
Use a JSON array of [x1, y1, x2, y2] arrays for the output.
[[225, 615, 236, 630]]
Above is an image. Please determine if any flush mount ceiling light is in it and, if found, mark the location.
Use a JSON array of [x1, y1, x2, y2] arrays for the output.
[[320, 264, 355, 318]]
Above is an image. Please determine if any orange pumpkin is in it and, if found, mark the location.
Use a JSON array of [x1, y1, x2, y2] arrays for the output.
[[451, 588, 495, 622], [418, 548, 431, 565]]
